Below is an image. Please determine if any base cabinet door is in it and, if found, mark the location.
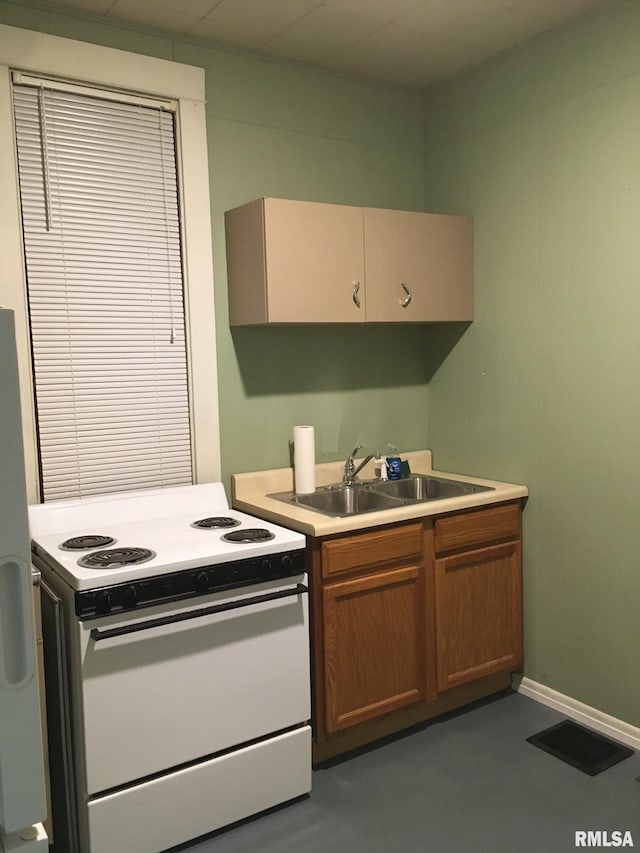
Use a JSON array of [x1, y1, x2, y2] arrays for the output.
[[322, 565, 426, 734], [435, 541, 522, 693]]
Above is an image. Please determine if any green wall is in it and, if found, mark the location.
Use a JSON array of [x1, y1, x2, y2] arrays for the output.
[[423, 0, 640, 726], [202, 52, 432, 482], [0, 0, 436, 483], [4, 0, 639, 729]]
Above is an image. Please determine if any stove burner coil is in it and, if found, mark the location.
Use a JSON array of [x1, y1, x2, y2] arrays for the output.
[[191, 517, 241, 530], [221, 529, 275, 544], [61, 535, 116, 551], [77, 547, 156, 569]]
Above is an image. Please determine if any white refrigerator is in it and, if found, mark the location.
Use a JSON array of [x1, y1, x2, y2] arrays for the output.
[[0, 308, 48, 851]]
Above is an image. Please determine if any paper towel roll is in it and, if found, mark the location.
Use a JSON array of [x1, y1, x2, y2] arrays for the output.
[[293, 425, 316, 494]]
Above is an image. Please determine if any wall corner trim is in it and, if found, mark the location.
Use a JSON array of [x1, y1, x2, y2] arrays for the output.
[[512, 675, 640, 752]]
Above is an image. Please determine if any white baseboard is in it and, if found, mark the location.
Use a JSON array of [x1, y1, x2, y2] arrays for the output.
[[513, 676, 640, 751]]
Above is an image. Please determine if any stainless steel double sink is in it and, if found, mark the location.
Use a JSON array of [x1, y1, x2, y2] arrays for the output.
[[269, 474, 493, 518]]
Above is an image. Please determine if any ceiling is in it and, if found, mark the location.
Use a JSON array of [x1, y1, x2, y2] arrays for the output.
[[30, 0, 610, 89]]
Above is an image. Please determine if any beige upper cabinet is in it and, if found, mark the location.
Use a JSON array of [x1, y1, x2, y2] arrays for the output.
[[224, 197, 473, 325], [364, 207, 473, 322], [225, 197, 365, 324]]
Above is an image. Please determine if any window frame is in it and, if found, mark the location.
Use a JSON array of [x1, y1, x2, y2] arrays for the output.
[[0, 24, 221, 503]]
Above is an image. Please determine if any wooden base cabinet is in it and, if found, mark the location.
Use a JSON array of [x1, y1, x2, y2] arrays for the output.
[[433, 502, 523, 694], [323, 565, 426, 734], [311, 522, 428, 745], [434, 541, 522, 692], [310, 502, 523, 764]]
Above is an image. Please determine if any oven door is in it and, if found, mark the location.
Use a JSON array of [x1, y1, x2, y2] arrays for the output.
[[77, 575, 310, 795]]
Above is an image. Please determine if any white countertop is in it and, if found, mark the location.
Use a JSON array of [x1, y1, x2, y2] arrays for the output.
[[231, 450, 528, 537]]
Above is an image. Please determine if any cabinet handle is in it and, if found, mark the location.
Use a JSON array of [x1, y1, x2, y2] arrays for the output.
[[352, 281, 361, 308], [400, 282, 412, 308]]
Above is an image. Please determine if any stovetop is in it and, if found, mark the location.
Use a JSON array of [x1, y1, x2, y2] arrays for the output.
[[29, 482, 305, 591]]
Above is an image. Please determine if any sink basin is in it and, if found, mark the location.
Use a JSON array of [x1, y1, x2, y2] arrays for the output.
[[268, 474, 493, 518], [371, 474, 493, 501], [269, 484, 402, 517]]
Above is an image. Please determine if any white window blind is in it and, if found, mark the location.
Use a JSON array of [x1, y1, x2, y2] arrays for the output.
[[12, 75, 193, 502]]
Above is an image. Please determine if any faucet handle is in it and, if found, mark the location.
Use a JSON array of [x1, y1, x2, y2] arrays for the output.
[[344, 445, 363, 484]]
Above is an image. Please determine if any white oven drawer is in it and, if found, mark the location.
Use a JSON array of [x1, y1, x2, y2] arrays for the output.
[[78, 577, 310, 794], [87, 726, 311, 853]]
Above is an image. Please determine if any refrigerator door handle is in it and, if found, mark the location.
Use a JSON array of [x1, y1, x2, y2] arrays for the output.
[[0, 555, 35, 689]]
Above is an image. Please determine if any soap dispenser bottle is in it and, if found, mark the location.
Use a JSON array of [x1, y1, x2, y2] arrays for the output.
[[386, 444, 402, 480]]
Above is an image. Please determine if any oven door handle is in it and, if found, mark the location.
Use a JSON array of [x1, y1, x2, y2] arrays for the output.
[[89, 583, 309, 642]]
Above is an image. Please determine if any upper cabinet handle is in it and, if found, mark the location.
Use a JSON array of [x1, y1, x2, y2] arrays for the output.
[[400, 282, 412, 308], [352, 281, 361, 308]]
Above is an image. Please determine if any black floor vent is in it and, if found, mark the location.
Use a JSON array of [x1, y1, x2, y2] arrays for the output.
[[527, 720, 634, 776]]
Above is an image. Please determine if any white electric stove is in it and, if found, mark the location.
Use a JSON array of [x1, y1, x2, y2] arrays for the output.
[[30, 483, 311, 853]]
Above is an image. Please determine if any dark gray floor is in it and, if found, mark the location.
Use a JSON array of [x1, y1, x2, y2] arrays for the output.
[[178, 691, 640, 853]]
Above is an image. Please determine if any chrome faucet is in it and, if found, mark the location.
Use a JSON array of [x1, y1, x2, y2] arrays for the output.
[[343, 445, 375, 486]]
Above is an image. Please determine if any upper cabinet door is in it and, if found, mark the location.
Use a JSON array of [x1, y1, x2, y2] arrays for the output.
[[225, 198, 365, 325], [363, 208, 473, 322], [266, 198, 365, 323]]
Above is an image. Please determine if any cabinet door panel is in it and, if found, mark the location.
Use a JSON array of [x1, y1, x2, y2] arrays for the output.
[[396, 211, 473, 322], [265, 198, 365, 323], [323, 566, 426, 733], [364, 208, 473, 322], [435, 542, 522, 692]]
